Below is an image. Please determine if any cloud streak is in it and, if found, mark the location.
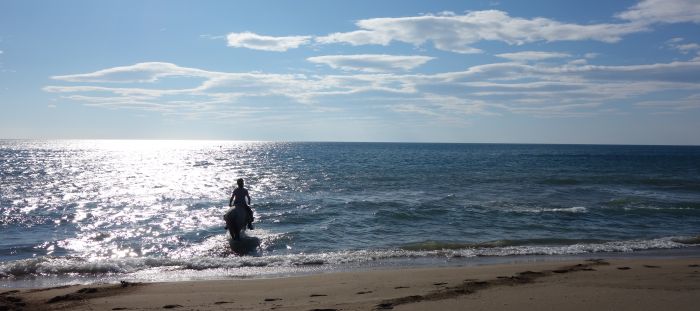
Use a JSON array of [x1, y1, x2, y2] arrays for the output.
[[495, 51, 571, 61], [307, 54, 434, 72], [45, 57, 700, 121], [51, 62, 213, 83], [227, 32, 311, 51]]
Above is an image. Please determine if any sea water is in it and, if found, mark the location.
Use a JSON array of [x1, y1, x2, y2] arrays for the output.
[[1, 140, 699, 287]]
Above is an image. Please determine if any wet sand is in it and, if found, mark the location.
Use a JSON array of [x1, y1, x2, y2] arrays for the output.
[[2, 257, 699, 310]]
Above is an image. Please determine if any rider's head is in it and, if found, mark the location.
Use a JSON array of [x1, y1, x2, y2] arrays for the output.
[[236, 178, 244, 187]]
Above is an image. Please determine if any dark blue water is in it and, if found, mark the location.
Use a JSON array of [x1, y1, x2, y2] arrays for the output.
[[1, 140, 699, 286]]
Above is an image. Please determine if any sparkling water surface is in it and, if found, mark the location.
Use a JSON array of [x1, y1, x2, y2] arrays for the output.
[[1, 140, 699, 287]]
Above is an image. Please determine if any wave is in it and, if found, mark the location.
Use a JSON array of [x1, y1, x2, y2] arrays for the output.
[[1, 236, 697, 280], [519, 206, 588, 213], [537, 175, 700, 191], [399, 238, 609, 251], [672, 236, 700, 245]]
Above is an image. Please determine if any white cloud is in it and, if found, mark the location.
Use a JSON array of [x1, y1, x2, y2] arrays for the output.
[[44, 58, 700, 120], [568, 59, 588, 65], [495, 51, 570, 61], [675, 43, 700, 53], [316, 10, 644, 54], [617, 0, 700, 24], [307, 54, 434, 72], [226, 32, 311, 52], [562, 61, 700, 83], [51, 62, 214, 83], [222, 2, 699, 55], [665, 37, 700, 57], [671, 43, 700, 54]]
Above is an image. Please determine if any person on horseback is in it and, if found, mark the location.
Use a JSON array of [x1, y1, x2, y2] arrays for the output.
[[229, 178, 254, 230]]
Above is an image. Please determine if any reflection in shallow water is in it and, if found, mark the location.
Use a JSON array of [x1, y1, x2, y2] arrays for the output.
[[229, 234, 263, 256], [1, 140, 295, 263]]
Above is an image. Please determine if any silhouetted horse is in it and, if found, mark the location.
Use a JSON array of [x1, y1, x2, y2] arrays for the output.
[[223, 205, 248, 241]]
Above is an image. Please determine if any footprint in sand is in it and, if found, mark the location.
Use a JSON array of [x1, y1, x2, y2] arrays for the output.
[[617, 267, 631, 270], [356, 291, 373, 295], [78, 288, 98, 294], [1, 295, 26, 308]]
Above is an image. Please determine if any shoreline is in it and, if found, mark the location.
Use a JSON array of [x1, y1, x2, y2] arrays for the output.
[[2, 254, 699, 310], [2, 246, 700, 289]]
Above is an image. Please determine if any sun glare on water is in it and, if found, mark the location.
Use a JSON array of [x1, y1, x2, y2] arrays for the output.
[[13, 140, 275, 261]]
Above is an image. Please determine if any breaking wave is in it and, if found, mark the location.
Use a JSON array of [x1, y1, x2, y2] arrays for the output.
[[1, 236, 697, 280]]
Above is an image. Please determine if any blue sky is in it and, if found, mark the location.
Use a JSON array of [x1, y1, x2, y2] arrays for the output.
[[1, 0, 699, 144]]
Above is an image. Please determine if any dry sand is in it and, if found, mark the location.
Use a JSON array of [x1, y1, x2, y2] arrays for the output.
[[2, 257, 699, 310]]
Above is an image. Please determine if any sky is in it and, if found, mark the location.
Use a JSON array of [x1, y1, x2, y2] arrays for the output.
[[1, 0, 699, 144]]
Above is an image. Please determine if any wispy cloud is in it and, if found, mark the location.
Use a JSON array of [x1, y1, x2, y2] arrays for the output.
[[44, 57, 700, 120], [51, 62, 213, 83], [495, 51, 570, 61], [226, 32, 311, 51], [200, 34, 226, 40], [666, 37, 700, 56], [674, 43, 700, 53], [307, 54, 434, 72]]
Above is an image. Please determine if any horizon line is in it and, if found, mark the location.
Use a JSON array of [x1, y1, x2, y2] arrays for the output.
[[1, 138, 698, 147]]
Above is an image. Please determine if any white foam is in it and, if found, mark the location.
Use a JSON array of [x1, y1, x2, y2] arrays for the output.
[[519, 206, 588, 213], [1, 236, 697, 282]]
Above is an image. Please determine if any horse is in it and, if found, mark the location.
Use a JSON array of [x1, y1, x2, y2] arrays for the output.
[[223, 205, 248, 241]]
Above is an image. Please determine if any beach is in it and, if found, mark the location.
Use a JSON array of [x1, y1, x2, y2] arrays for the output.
[[2, 256, 699, 310]]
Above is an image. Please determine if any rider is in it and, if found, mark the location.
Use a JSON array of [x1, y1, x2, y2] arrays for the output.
[[229, 178, 254, 230]]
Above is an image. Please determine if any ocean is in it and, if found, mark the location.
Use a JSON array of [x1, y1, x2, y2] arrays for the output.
[[1, 140, 699, 287]]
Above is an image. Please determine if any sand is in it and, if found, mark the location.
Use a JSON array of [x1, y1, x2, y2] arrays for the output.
[[2, 257, 699, 310]]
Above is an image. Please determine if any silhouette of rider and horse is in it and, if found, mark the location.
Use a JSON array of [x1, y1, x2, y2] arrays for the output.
[[223, 178, 255, 241]]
